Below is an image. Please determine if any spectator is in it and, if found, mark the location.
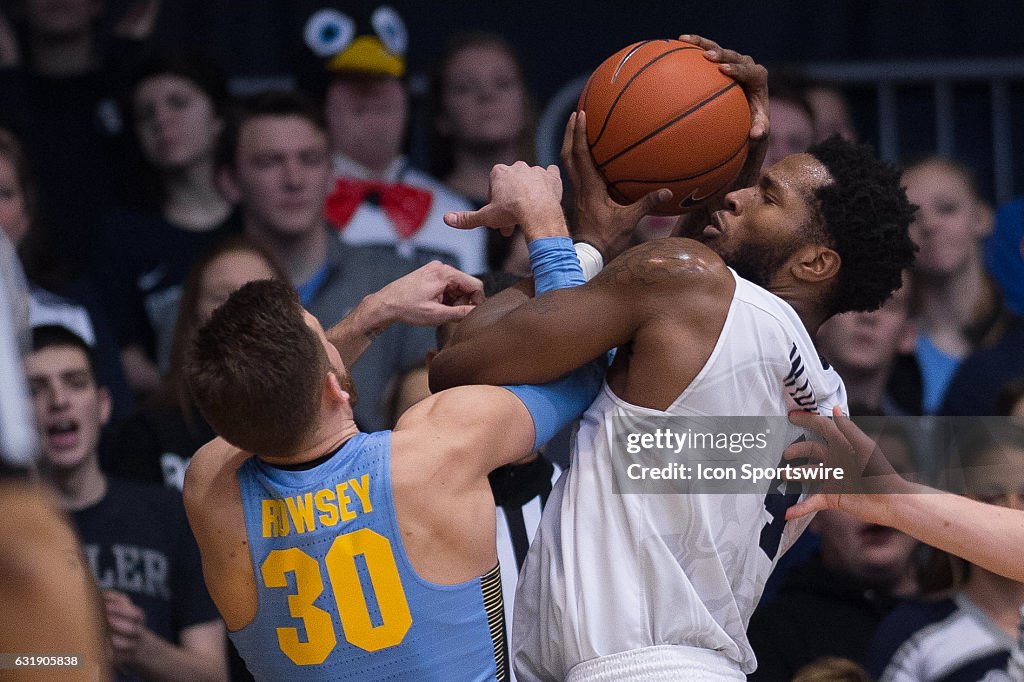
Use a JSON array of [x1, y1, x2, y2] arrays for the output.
[[295, 4, 486, 272], [92, 50, 236, 398], [866, 421, 1024, 680], [428, 31, 536, 271], [0, 125, 132, 422], [793, 657, 872, 682], [818, 276, 920, 414], [763, 71, 815, 170], [902, 156, 1013, 413], [26, 324, 227, 682], [103, 236, 284, 490], [215, 90, 440, 430], [0, 0, 159, 279], [806, 84, 858, 143]]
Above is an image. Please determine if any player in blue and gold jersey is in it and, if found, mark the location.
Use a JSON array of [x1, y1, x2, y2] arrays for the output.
[[182, 265, 599, 680]]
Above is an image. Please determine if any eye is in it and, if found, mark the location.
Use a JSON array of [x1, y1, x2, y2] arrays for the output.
[[304, 9, 355, 58], [371, 6, 407, 56]]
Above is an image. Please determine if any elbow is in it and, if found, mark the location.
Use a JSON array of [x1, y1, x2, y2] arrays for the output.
[[427, 349, 463, 393], [429, 345, 497, 392]]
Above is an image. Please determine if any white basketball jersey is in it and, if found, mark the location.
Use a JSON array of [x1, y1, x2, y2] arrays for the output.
[[511, 270, 847, 680]]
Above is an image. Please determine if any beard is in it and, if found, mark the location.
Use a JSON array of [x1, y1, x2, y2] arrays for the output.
[[719, 236, 802, 290]]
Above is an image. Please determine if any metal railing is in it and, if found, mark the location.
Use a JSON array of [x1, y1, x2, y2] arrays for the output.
[[538, 58, 1024, 204]]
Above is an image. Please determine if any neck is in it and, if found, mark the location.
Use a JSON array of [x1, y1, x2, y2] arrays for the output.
[[773, 285, 830, 338], [337, 149, 397, 179], [446, 141, 521, 202], [257, 415, 360, 469], [244, 220, 327, 285], [916, 254, 987, 334], [162, 161, 232, 231], [30, 32, 97, 76], [47, 455, 107, 511], [964, 567, 1024, 636]]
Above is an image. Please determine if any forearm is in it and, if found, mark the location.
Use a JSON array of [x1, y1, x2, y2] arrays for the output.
[[871, 487, 1024, 582], [325, 291, 392, 368], [432, 239, 611, 390], [446, 241, 602, 350], [125, 628, 227, 682]]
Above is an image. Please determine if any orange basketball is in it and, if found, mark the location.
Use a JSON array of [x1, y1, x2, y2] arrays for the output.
[[578, 39, 751, 215]]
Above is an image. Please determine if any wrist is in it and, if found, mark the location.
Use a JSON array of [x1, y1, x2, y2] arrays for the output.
[[127, 627, 162, 669], [519, 206, 569, 241], [355, 291, 395, 333]]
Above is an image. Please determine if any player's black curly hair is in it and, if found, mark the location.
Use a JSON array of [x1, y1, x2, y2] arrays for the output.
[[807, 135, 918, 315]]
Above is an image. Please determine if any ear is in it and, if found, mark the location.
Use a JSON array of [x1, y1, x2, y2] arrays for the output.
[[792, 245, 841, 284], [325, 372, 349, 405], [97, 386, 112, 428], [215, 165, 242, 204]]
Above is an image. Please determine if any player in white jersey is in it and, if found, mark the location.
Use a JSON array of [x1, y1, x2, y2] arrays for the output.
[[432, 34, 917, 681]]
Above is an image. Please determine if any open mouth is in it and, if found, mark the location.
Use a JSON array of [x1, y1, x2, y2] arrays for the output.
[[46, 419, 80, 450]]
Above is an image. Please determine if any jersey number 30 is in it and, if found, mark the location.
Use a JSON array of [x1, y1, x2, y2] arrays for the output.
[[261, 528, 412, 665]]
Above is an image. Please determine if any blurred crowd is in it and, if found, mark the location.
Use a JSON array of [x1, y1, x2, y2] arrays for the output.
[[1, 2, 1023, 681]]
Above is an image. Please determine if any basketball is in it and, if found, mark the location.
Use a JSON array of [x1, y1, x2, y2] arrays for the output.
[[578, 39, 752, 215]]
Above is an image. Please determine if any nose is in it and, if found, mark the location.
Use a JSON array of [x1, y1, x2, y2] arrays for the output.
[[282, 157, 305, 189], [47, 383, 70, 411], [913, 208, 940, 234], [723, 187, 747, 214], [151, 102, 174, 129]]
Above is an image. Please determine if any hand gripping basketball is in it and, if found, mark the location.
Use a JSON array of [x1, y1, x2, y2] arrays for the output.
[[577, 37, 753, 215]]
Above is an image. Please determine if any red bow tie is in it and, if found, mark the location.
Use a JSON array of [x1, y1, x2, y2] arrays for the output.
[[325, 177, 433, 239]]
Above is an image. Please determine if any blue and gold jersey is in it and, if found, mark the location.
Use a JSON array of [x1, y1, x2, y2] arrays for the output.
[[229, 431, 507, 681]]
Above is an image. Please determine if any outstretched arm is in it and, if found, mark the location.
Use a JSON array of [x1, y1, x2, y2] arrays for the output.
[[400, 361, 603, 483], [433, 157, 724, 391], [786, 408, 1024, 583], [326, 261, 483, 367], [430, 238, 713, 391]]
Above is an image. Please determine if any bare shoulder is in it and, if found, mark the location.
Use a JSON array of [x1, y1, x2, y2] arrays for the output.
[[183, 437, 247, 509], [595, 237, 731, 291], [392, 384, 533, 490], [395, 385, 524, 436]]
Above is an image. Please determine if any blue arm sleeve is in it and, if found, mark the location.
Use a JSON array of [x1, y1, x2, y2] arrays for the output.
[[529, 236, 585, 294], [504, 360, 604, 451]]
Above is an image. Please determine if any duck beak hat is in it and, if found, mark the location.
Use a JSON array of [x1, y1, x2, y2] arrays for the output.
[[302, 4, 408, 79]]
